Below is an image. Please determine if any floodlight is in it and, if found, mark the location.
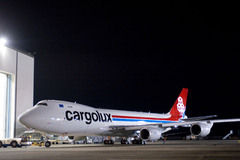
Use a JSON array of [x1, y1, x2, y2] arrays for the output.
[[0, 38, 7, 46]]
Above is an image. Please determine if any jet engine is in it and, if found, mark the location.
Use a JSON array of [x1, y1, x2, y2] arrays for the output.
[[140, 128, 161, 141], [190, 122, 213, 137], [68, 136, 86, 141]]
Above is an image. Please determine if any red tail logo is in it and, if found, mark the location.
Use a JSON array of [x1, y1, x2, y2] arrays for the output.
[[169, 88, 188, 118]]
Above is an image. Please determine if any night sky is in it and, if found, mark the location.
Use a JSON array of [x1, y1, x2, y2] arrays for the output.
[[1, 1, 240, 136]]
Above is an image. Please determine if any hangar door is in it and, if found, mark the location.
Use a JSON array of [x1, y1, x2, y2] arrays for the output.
[[0, 72, 15, 139]]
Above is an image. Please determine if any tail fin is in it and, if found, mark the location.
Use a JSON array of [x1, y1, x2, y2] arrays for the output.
[[169, 88, 188, 119]]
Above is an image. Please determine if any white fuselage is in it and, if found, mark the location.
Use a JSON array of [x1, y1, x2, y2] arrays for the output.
[[19, 100, 174, 137]]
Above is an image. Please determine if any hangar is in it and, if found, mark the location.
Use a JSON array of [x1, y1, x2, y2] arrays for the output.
[[0, 43, 34, 139]]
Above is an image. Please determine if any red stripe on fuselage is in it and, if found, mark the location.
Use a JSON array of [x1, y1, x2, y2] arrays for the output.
[[112, 115, 181, 121]]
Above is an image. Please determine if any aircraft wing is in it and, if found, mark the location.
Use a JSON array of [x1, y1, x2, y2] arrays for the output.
[[181, 115, 217, 121], [108, 123, 172, 137], [109, 118, 240, 130], [162, 118, 240, 127], [109, 123, 160, 131]]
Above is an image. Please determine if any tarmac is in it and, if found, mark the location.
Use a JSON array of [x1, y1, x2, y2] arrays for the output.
[[0, 140, 240, 160]]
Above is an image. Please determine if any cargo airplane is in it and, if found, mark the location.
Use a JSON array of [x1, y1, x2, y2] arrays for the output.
[[19, 88, 240, 147]]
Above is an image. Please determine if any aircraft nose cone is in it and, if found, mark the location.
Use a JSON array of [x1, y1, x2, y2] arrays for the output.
[[18, 111, 33, 129]]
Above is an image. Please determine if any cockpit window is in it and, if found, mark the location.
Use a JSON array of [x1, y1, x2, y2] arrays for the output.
[[37, 103, 48, 106]]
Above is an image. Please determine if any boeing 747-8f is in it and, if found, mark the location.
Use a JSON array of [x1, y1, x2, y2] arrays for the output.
[[19, 88, 240, 147]]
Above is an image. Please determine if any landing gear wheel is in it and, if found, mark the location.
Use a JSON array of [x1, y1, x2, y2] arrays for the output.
[[11, 141, 18, 148], [104, 140, 108, 144], [45, 141, 51, 147], [132, 139, 137, 144], [121, 139, 128, 144], [108, 140, 114, 144], [132, 139, 143, 145], [104, 140, 114, 145]]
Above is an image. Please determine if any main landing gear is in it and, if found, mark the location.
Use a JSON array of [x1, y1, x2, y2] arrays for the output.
[[131, 138, 143, 145], [120, 139, 129, 144], [104, 138, 145, 145], [104, 139, 114, 145]]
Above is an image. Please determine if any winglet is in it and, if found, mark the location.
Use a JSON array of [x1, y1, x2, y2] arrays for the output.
[[169, 88, 188, 119]]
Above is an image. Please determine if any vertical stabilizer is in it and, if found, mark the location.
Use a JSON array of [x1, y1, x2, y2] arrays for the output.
[[169, 88, 188, 119]]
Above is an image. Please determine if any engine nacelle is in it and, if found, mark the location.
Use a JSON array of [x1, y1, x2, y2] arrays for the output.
[[140, 128, 161, 141], [68, 136, 86, 141], [190, 122, 213, 137], [68, 136, 74, 140]]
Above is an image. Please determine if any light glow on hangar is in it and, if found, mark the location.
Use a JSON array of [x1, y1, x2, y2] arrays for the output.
[[0, 44, 34, 138]]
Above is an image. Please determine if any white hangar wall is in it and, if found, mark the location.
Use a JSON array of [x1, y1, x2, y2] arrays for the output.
[[15, 52, 34, 136], [0, 45, 34, 138]]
